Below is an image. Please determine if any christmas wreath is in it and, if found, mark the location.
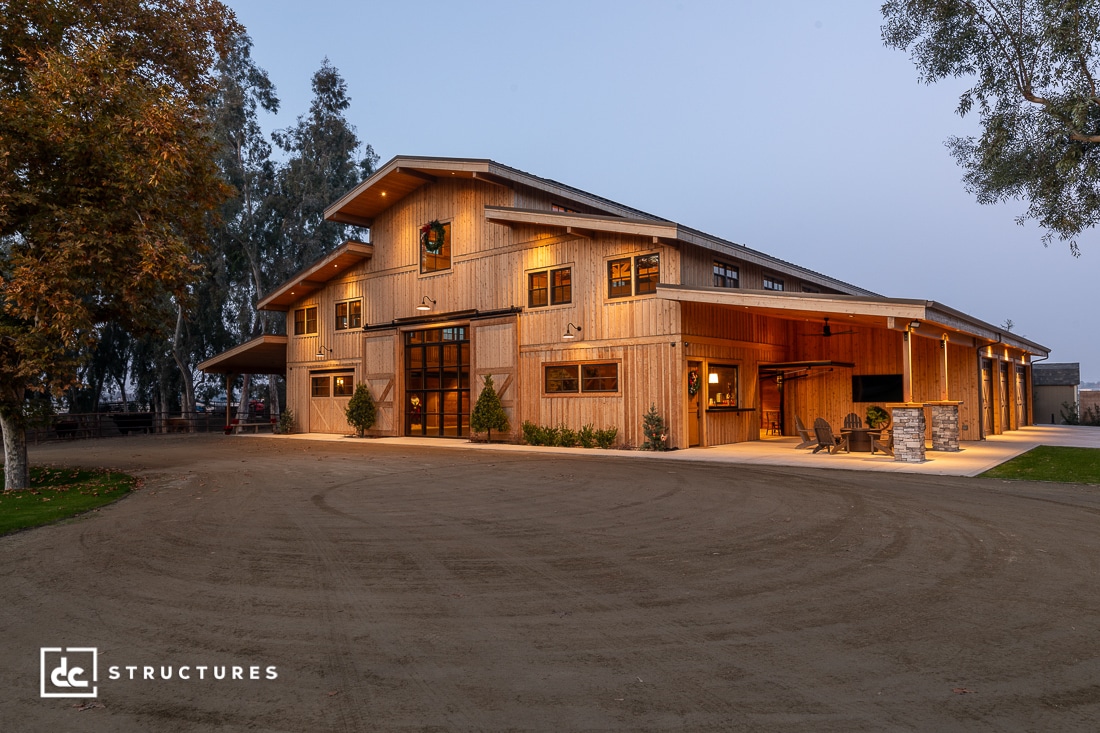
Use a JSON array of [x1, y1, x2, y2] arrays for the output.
[[420, 220, 446, 254], [688, 369, 700, 398]]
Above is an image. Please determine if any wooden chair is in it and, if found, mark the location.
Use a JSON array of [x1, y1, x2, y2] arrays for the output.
[[870, 427, 894, 456], [794, 415, 815, 449], [812, 417, 850, 454], [842, 413, 863, 430]]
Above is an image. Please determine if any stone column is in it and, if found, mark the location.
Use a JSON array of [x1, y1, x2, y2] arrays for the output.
[[926, 401, 962, 452], [888, 403, 926, 463]]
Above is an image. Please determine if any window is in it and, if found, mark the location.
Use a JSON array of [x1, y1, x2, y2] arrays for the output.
[[311, 376, 330, 397], [404, 327, 470, 437], [528, 271, 548, 308], [551, 267, 571, 305], [420, 222, 451, 274], [763, 275, 784, 291], [608, 258, 632, 298], [335, 300, 362, 330], [528, 267, 572, 308], [333, 374, 355, 396], [551, 203, 579, 213], [635, 254, 660, 294], [608, 253, 660, 298], [801, 284, 820, 294], [294, 306, 318, 335], [706, 364, 739, 408], [544, 362, 619, 394], [713, 261, 739, 288]]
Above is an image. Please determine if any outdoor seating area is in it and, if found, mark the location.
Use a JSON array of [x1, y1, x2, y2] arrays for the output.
[[801, 414, 895, 458]]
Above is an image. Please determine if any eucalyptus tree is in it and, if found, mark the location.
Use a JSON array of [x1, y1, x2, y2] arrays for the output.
[[883, 0, 1100, 255]]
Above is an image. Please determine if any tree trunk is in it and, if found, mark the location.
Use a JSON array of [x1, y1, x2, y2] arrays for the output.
[[268, 377, 281, 421], [236, 373, 251, 422], [170, 303, 195, 427], [0, 388, 29, 491]]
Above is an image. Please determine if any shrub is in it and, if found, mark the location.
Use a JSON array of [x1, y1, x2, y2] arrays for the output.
[[558, 425, 578, 447], [595, 427, 618, 449], [543, 425, 561, 446], [641, 403, 668, 451], [344, 384, 377, 437], [578, 424, 596, 449], [522, 420, 542, 445], [470, 375, 510, 442], [277, 409, 295, 434]]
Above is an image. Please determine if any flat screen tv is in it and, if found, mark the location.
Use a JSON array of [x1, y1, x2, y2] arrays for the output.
[[852, 374, 903, 403]]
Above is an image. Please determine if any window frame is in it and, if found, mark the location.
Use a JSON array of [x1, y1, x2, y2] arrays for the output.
[[525, 265, 572, 309], [705, 363, 740, 409], [334, 299, 362, 331], [294, 306, 318, 335], [762, 274, 784, 292], [543, 361, 621, 396], [713, 261, 739, 289], [550, 267, 572, 305], [607, 257, 633, 299], [607, 252, 660, 299], [527, 271, 549, 308], [634, 253, 660, 295], [419, 221, 452, 275]]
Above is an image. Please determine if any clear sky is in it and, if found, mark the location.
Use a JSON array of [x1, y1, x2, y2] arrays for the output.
[[226, 0, 1098, 381]]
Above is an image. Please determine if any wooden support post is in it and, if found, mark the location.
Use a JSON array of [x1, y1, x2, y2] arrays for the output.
[[902, 330, 913, 404], [939, 334, 950, 401]]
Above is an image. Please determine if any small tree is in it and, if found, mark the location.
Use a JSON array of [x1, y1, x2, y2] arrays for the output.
[[641, 403, 669, 451], [470, 375, 509, 442], [345, 384, 376, 437]]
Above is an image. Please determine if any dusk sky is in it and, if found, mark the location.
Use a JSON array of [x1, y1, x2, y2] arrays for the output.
[[228, 0, 1097, 381]]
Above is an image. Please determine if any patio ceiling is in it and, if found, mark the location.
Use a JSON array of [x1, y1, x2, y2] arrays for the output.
[[198, 335, 287, 375]]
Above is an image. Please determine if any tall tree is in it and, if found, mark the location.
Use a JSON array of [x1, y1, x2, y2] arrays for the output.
[[0, 0, 240, 489], [882, 1, 1100, 255], [272, 58, 379, 276]]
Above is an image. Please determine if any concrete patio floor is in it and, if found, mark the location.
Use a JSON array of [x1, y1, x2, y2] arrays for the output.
[[262, 425, 1100, 478]]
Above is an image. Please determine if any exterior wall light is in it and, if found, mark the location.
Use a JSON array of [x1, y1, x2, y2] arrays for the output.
[[563, 322, 582, 340], [417, 296, 436, 312], [316, 345, 333, 359]]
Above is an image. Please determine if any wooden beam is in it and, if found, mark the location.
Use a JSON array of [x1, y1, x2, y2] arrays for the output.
[[902, 330, 913, 403], [565, 226, 591, 239], [473, 171, 513, 189], [395, 167, 437, 183], [327, 212, 373, 228]]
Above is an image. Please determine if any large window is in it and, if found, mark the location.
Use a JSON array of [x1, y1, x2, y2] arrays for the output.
[[608, 254, 659, 298], [527, 267, 572, 308], [420, 222, 451, 274], [335, 300, 362, 330], [713, 261, 739, 288], [405, 326, 470, 437], [294, 306, 318, 335], [544, 362, 620, 394], [706, 364, 739, 408]]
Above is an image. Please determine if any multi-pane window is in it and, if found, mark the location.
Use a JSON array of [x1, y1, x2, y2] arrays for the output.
[[635, 254, 660, 295], [333, 374, 355, 396], [294, 306, 318, 335], [404, 327, 470, 437], [762, 275, 784, 291], [607, 258, 633, 298], [528, 267, 572, 308], [335, 300, 362, 330], [544, 362, 620, 394], [608, 253, 660, 298], [713, 261, 739, 288], [420, 222, 451, 274], [311, 376, 330, 397], [528, 271, 548, 307]]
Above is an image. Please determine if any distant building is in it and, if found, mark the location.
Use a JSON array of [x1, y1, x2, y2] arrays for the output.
[[1033, 363, 1080, 424]]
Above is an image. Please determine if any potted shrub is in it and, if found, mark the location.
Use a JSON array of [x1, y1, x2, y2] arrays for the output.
[[866, 405, 890, 430]]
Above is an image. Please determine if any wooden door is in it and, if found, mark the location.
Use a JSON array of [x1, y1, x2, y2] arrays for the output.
[[1000, 362, 1010, 431], [1015, 366, 1028, 426], [981, 359, 994, 436], [687, 362, 701, 447]]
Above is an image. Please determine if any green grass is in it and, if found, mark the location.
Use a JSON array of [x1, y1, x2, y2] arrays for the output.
[[0, 467, 136, 535], [981, 446, 1100, 484]]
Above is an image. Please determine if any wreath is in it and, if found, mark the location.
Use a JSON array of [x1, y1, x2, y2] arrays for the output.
[[420, 220, 446, 254], [688, 369, 700, 398]]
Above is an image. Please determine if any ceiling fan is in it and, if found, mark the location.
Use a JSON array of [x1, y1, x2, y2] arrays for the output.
[[801, 317, 855, 338]]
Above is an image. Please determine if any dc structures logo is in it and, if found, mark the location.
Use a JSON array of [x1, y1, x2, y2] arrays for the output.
[[40, 647, 98, 698]]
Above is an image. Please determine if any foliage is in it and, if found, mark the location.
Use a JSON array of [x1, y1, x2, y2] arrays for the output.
[[1061, 400, 1100, 426], [641, 403, 669, 451], [277, 409, 295, 434], [469, 375, 509, 441], [866, 405, 891, 429], [0, 0, 241, 489], [882, 1, 1100, 255], [345, 384, 377, 437], [420, 220, 446, 254], [0, 468, 135, 535], [521, 420, 617, 449], [981, 445, 1100, 483]]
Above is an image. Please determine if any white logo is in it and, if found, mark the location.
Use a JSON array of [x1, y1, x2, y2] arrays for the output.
[[40, 647, 98, 698]]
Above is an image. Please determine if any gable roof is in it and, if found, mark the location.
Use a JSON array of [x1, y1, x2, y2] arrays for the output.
[[324, 155, 875, 296], [257, 240, 374, 312]]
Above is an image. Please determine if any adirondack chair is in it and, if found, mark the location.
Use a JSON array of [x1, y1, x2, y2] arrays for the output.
[[842, 413, 863, 430], [812, 417, 850, 454], [794, 415, 815, 449], [870, 427, 894, 456]]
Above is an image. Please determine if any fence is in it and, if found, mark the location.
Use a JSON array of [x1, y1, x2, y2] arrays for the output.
[[27, 409, 273, 444]]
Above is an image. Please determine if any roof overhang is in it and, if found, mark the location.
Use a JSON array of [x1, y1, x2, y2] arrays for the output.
[[258, 240, 373, 311], [197, 335, 288, 375], [658, 284, 1050, 356]]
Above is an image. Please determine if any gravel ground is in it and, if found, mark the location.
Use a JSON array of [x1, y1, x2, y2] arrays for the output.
[[2, 433, 1100, 732]]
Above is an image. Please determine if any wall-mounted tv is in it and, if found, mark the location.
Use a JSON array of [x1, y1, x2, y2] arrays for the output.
[[852, 374, 903, 403]]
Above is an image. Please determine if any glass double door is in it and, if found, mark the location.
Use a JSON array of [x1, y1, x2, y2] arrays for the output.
[[405, 326, 470, 437]]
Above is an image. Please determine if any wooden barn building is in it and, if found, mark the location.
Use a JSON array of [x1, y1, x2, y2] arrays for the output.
[[200, 156, 1048, 453]]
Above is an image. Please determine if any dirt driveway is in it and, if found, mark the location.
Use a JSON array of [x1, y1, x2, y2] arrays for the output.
[[3, 434, 1100, 732]]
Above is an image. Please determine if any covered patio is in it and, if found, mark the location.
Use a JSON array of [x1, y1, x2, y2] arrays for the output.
[[197, 334, 287, 431]]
